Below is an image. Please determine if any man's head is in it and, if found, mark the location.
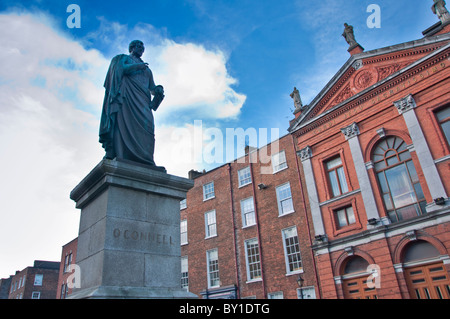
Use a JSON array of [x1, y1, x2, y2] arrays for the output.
[[129, 40, 145, 58]]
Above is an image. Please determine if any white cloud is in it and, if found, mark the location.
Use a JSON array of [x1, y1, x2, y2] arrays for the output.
[[0, 12, 107, 277], [153, 41, 246, 119], [0, 11, 246, 277]]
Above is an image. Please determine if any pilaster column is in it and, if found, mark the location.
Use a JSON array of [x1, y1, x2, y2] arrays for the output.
[[298, 146, 326, 236], [393, 94, 447, 201], [341, 122, 381, 221]]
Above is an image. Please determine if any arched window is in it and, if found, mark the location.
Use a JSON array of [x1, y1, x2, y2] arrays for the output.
[[372, 136, 426, 222], [341, 256, 378, 299]]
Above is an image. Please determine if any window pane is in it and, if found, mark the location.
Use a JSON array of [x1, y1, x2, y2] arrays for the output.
[[203, 182, 215, 200], [377, 172, 389, 193], [346, 207, 356, 224], [336, 209, 347, 227], [326, 157, 342, 170], [386, 156, 399, 166], [245, 239, 262, 280], [374, 160, 386, 171], [436, 107, 450, 121], [383, 193, 394, 211], [282, 228, 302, 273], [396, 204, 420, 221], [238, 167, 252, 186], [272, 151, 287, 172], [441, 121, 450, 145], [337, 167, 348, 193], [281, 198, 294, 214], [241, 198, 255, 226], [399, 151, 411, 162], [328, 170, 341, 196], [385, 164, 416, 208]]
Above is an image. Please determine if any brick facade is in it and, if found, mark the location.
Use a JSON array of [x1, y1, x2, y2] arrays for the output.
[[289, 20, 450, 299], [8, 261, 60, 299], [56, 238, 78, 299], [181, 134, 319, 299]]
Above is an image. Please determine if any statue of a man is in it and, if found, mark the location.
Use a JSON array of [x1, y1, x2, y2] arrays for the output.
[[290, 87, 303, 110], [99, 40, 165, 171], [432, 0, 450, 23], [342, 23, 357, 48]]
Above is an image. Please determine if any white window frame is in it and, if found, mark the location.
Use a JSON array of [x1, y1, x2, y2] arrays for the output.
[[238, 166, 252, 187], [34, 274, 43, 286], [206, 249, 220, 288], [282, 226, 303, 274], [204, 210, 217, 238], [276, 182, 294, 216], [268, 291, 284, 299], [180, 219, 188, 245], [272, 150, 288, 173], [31, 291, 41, 299], [244, 238, 262, 282], [240, 197, 256, 228], [203, 182, 215, 201], [181, 256, 189, 291], [180, 199, 187, 210]]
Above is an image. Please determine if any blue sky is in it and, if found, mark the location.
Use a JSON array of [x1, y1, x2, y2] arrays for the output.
[[0, 0, 441, 277]]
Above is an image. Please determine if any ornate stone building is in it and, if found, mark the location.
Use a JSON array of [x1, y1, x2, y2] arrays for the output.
[[288, 12, 450, 298]]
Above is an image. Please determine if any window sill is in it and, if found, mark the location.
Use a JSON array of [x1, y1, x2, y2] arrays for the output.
[[242, 223, 256, 229], [285, 269, 304, 277], [273, 166, 288, 174], [238, 182, 252, 189], [246, 278, 262, 284], [205, 235, 217, 240], [203, 196, 215, 202], [278, 211, 295, 218]]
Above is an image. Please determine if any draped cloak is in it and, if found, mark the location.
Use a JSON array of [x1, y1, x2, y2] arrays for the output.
[[99, 54, 163, 166]]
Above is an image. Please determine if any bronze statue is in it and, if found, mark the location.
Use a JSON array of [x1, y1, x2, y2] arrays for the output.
[[99, 40, 165, 171]]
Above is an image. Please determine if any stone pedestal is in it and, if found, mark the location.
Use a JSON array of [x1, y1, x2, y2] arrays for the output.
[[68, 159, 197, 299]]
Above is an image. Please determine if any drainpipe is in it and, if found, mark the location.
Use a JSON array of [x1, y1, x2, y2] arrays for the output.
[[249, 161, 267, 298], [227, 163, 241, 299], [291, 134, 322, 299]]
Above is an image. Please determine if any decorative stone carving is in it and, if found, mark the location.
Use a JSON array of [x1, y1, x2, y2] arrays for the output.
[[341, 122, 360, 140], [331, 83, 353, 107], [290, 87, 303, 110], [352, 59, 363, 70], [393, 94, 416, 114], [377, 62, 410, 81], [432, 0, 450, 24], [298, 146, 312, 161], [376, 127, 386, 138], [354, 70, 375, 90]]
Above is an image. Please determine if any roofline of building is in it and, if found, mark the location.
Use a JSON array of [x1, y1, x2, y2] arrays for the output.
[[289, 31, 450, 134], [188, 131, 292, 179]]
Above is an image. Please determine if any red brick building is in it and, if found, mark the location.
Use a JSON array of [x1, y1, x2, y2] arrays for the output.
[[181, 134, 319, 299], [56, 238, 78, 299], [8, 260, 60, 299], [288, 15, 450, 299]]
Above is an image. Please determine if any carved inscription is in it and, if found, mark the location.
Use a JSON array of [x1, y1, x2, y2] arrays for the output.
[[113, 228, 174, 246]]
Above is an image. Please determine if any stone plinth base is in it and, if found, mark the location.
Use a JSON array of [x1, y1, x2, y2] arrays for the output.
[[68, 159, 197, 299]]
